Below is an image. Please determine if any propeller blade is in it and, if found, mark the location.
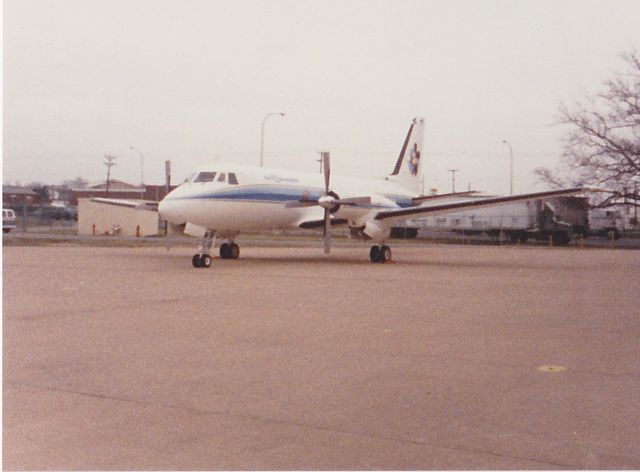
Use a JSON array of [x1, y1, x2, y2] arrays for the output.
[[322, 152, 331, 193], [338, 196, 372, 207], [323, 208, 331, 254], [285, 200, 318, 208]]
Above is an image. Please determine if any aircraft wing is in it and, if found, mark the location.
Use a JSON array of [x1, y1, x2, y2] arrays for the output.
[[411, 190, 479, 204], [90, 198, 159, 212], [374, 187, 587, 223]]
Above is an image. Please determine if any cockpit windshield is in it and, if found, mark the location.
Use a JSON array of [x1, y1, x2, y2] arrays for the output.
[[191, 171, 239, 184], [193, 171, 217, 183]]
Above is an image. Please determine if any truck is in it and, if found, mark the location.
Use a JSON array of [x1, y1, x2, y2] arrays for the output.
[[403, 195, 590, 245], [588, 208, 624, 240], [3, 208, 17, 233]]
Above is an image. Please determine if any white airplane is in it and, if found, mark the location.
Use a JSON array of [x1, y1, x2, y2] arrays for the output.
[[95, 118, 584, 268]]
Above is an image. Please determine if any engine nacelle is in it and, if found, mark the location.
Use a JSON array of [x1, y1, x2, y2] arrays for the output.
[[349, 220, 391, 242]]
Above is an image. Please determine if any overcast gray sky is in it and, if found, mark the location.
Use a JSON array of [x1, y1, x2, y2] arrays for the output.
[[3, 0, 639, 194]]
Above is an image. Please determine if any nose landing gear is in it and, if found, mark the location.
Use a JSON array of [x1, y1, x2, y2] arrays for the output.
[[192, 253, 212, 268], [192, 230, 215, 268], [192, 234, 242, 268]]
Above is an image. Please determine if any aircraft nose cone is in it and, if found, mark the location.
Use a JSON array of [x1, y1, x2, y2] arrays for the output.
[[158, 198, 178, 223]]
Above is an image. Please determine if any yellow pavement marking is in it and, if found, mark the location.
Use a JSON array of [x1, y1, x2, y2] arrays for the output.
[[537, 365, 566, 373]]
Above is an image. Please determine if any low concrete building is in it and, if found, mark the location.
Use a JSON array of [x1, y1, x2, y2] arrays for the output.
[[78, 199, 159, 237]]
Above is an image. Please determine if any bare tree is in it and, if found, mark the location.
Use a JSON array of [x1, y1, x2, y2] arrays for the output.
[[536, 51, 640, 205], [63, 176, 89, 189]]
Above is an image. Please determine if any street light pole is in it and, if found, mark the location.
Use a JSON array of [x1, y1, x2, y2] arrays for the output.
[[260, 112, 285, 167], [129, 146, 144, 199], [502, 140, 513, 195], [448, 168, 459, 193]]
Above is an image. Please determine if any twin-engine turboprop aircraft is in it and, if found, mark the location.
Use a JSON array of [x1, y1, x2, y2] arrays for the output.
[[94, 118, 584, 267]]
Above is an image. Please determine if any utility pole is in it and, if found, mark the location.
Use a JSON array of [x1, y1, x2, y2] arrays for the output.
[[449, 168, 459, 193], [634, 179, 638, 227], [164, 160, 172, 236], [104, 154, 117, 196]]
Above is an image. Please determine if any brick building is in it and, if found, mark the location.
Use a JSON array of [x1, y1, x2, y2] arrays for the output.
[[69, 180, 175, 205]]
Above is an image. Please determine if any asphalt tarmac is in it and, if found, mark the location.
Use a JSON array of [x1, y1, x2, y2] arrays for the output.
[[3, 244, 640, 470]]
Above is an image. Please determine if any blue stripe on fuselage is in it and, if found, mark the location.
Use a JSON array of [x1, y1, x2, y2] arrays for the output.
[[168, 184, 415, 208]]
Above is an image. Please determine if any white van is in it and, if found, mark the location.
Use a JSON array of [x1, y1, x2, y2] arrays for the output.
[[3, 208, 17, 233]]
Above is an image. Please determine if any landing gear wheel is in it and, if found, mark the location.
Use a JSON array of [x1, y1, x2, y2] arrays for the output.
[[380, 245, 392, 262], [219, 243, 239, 259], [192, 254, 212, 268], [370, 245, 391, 263], [370, 245, 380, 263]]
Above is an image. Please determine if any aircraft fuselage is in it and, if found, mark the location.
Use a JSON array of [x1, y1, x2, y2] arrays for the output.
[[158, 163, 414, 232]]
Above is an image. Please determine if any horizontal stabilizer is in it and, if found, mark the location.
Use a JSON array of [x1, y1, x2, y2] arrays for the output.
[[90, 198, 159, 212]]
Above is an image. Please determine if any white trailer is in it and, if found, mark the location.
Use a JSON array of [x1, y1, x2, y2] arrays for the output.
[[404, 196, 589, 245]]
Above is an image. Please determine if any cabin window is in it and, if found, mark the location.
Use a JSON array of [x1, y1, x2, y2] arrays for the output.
[[193, 171, 217, 183], [217, 173, 226, 182], [228, 173, 238, 185]]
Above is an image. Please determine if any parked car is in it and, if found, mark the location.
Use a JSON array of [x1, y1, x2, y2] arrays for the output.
[[3, 208, 17, 233], [28, 205, 78, 221]]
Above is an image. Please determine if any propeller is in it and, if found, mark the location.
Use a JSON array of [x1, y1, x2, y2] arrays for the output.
[[284, 153, 371, 254], [321, 152, 332, 254], [325, 153, 372, 253]]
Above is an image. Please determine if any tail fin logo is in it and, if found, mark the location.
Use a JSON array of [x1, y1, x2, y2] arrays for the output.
[[408, 143, 421, 176]]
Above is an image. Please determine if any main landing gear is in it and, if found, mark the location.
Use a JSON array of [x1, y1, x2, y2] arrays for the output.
[[219, 242, 240, 259], [370, 244, 392, 263]]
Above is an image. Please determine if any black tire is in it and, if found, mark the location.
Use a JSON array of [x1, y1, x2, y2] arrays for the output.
[[553, 231, 571, 246], [510, 231, 528, 244], [192, 254, 202, 268], [219, 243, 230, 259], [201, 254, 212, 268], [369, 246, 380, 263], [380, 245, 392, 262], [230, 243, 240, 259]]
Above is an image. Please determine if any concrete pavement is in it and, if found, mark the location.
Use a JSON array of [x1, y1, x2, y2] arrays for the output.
[[3, 245, 640, 469]]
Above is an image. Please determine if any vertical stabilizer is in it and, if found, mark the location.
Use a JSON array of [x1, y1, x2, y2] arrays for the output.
[[388, 117, 424, 195]]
